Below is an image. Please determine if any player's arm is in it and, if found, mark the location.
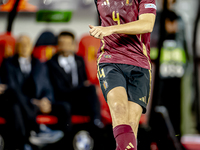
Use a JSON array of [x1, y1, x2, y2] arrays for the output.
[[113, 13, 155, 34], [89, 13, 155, 40]]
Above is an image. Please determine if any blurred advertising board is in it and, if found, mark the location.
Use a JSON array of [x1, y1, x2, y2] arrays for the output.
[[0, 0, 94, 22], [0, 0, 37, 12]]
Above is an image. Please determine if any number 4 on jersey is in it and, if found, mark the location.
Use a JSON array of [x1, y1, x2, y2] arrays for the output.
[[112, 11, 120, 25]]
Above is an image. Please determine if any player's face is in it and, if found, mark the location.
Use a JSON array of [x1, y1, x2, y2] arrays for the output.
[[58, 36, 76, 54], [17, 36, 33, 58]]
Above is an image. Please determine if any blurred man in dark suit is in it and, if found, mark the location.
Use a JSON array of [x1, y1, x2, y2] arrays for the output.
[[0, 35, 66, 150], [47, 31, 103, 128]]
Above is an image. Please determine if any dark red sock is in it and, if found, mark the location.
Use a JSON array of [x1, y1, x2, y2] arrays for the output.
[[113, 124, 137, 150]]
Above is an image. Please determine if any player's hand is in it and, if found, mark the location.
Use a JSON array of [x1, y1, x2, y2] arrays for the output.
[[89, 25, 113, 40]]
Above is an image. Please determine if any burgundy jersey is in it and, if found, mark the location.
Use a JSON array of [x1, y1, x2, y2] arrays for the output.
[[95, 0, 156, 70]]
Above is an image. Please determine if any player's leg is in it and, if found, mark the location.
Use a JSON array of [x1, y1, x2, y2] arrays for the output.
[[107, 86, 129, 128], [107, 87, 137, 150], [128, 101, 143, 139], [98, 63, 129, 128], [126, 66, 151, 149], [98, 63, 137, 150]]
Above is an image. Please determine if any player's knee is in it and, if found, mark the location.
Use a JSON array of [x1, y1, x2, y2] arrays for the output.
[[107, 87, 128, 114], [111, 101, 127, 114]]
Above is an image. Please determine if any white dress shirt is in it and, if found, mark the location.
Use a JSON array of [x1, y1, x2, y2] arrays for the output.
[[18, 57, 31, 75], [58, 55, 78, 87]]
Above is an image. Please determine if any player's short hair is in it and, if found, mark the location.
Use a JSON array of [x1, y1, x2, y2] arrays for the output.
[[58, 31, 75, 40]]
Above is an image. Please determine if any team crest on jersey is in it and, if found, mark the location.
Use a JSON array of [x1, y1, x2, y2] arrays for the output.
[[103, 80, 109, 90], [126, 0, 133, 6]]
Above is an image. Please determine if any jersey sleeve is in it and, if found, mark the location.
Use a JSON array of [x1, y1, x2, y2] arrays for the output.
[[139, 0, 157, 16]]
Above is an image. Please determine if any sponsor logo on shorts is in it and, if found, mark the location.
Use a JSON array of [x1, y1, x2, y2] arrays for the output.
[[103, 80, 109, 90], [139, 96, 147, 104], [144, 3, 157, 10], [125, 143, 134, 150], [104, 55, 111, 58]]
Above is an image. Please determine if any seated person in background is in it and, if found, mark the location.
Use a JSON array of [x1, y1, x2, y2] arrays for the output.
[[0, 35, 69, 149], [47, 31, 103, 128]]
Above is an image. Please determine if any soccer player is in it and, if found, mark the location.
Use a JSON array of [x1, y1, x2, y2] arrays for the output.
[[89, 0, 156, 149]]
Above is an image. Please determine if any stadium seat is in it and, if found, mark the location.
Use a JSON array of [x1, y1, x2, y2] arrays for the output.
[[36, 115, 58, 125], [77, 34, 112, 125], [32, 45, 57, 62], [139, 114, 147, 125], [36, 114, 91, 125], [33, 31, 57, 62], [77, 34, 100, 85], [71, 115, 90, 124], [0, 32, 15, 66], [0, 117, 6, 124]]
